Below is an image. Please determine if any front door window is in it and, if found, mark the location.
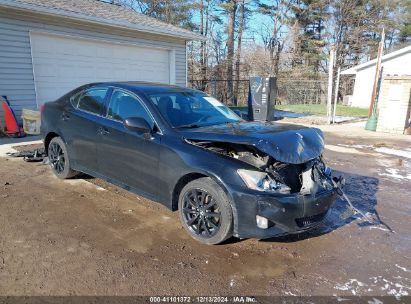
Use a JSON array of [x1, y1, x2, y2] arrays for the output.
[[107, 90, 154, 129]]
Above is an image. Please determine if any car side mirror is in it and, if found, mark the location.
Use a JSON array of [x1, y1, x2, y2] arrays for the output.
[[123, 117, 152, 133]]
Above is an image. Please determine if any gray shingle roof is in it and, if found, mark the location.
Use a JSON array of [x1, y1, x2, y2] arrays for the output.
[[0, 0, 203, 40]]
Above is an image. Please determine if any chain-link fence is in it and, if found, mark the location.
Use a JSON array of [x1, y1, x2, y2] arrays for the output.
[[188, 79, 328, 109], [188, 79, 249, 106], [277, 79, 328, 105]]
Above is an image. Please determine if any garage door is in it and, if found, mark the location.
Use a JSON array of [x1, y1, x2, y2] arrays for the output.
[[30, 33, 172, 104]]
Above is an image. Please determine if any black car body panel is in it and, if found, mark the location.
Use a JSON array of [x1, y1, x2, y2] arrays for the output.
[[228, 184, 337, 238], [179, 122, 325, 164], [96, 117, 161, 198], [41, 82, 338, 239]]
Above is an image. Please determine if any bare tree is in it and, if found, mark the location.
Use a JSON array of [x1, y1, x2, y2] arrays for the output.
[[234, 0, 246, 105], [120, 0, 409, 106], [258, 0, 294, 76], [199, 0, 212, 90], [223, 0, 238, 105]]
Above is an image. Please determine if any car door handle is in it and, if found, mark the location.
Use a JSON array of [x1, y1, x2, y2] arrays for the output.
[[61, 112, 70, 121], [98, 126, 110, 135]]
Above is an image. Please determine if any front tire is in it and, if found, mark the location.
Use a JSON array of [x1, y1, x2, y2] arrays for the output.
[[48, 137, 78, 179], [178, 177, 233, 245]]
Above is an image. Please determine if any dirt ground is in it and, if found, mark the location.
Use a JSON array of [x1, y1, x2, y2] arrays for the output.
[[0, 122, 410, 298]]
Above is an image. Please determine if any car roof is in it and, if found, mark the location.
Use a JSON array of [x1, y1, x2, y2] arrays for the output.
[[89, 81, 204, 95]]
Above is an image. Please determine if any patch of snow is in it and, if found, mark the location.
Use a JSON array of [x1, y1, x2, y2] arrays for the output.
[[326, 145, 368, 155], [335, 279, 365, 293], [333, 144, 411, 162], [338, 144, 373, 149], [395, 264, 410, 273], [0, 140, 42, 157], [368, 226, 391, 232], [376, 158, 400, 168], [374, 147, 411, 160], [378, 168, 411, 181], [284, 291, 297, 296], [336, 296, 351, 302], [0, 145, 17, 157], [63, 179, 110, 192], [367, 298, 384, 304], [274, 110, 306, 118], [370, 276, 411, 300], [335, 277, 411, 299]]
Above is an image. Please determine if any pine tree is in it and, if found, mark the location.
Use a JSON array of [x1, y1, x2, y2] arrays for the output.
[[291, 0, 329, 76], [119, 0, 196, 30]]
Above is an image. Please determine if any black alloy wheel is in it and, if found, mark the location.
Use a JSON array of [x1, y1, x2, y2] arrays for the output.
[[47, 137, 78, 179], [182, 188, 221, 237], [178, 177, 233, 245], [49, 142, 65, 174]]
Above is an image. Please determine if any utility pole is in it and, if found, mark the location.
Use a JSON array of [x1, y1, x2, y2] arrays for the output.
[[332, 67, 341, 124], [368, 28, 385, 118], [327, 46, 335, 124]]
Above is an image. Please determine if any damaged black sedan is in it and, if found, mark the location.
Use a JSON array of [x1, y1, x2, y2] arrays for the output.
[[41, 82, 340, 244]]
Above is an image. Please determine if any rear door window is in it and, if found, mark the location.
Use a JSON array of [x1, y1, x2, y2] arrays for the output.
[[74, 88, 108, 115]]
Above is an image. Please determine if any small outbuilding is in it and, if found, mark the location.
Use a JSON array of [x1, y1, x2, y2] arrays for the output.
[[341, 45, 411, 108], [376, 75, 411, 134], [0, 0, 202, 119]]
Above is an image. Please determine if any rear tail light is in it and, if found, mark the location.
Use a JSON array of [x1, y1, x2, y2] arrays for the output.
[[40, 104, 45, 113]]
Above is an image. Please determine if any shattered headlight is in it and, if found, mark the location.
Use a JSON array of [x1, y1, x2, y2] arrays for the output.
[[237, 169, 291, 194]]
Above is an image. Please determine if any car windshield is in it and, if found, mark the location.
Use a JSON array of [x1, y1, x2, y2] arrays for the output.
[[148, 91, 241, 128]]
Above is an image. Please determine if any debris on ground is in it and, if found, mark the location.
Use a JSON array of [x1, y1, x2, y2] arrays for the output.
[[6, 148, 46, 162]]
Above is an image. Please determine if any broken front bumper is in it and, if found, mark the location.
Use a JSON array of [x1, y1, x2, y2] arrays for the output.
[[229, 185, 337, 239]]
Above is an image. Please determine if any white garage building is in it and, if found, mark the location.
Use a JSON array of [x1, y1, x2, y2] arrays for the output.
[[0, 0, 201, 119], [341, 45, 411, 108]]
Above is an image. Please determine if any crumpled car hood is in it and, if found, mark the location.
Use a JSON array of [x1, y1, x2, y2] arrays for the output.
[[181, 121, 324, 164]]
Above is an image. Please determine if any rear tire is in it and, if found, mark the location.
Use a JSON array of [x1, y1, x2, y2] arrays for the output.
[[48, 137, 78, 179], [178, 177, 233, 245]]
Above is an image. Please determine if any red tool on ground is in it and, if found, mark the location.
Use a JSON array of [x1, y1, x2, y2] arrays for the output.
[[1, 95, 25, 137]]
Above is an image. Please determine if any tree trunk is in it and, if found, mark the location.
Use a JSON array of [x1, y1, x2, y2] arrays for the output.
[[203, 0, 209, 90], [226, 0, 237, 105], [199, 0, 206, 90], [273, 43, 282, 76], [234, 0, 245, 106], [269, 15, 280, 76]]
